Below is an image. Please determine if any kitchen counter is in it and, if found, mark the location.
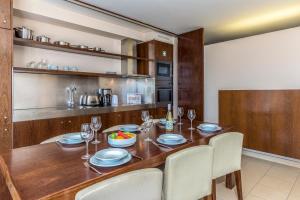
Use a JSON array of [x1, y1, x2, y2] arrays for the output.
[[13, 104, 166, 122]]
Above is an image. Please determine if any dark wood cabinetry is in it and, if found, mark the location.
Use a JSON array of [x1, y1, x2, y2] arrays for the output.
[[137, 40, 173, 75], [0, 28, 12, 153], [219, 90, 300, 160], [0, 0, 11, 29], [13, 107, 167, 148], [178, 29, 204, 121]]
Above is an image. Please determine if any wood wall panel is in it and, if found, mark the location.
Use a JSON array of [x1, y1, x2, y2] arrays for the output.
[[178, 29, 204, 121], [0, 28, 12, 153], [219, 90, 300, 159], [0, 0, 11, 29]]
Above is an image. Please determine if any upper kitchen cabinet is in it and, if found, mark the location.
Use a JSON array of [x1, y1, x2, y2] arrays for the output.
[[0, 0, 11, 29], [137, 40, 173, 75]]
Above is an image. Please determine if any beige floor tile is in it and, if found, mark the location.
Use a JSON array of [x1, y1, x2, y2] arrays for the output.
[[245, 195, 266, 200], [288, 176, 300, 198], [216, 182, 238, 200], [250, 182, 289, 200], [266, 164, 300, 182], [258, 175, 295, 195], [288, 194, 300, 200]]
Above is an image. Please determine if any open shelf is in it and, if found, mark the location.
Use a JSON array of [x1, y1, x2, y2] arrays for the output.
[[13, 37, 155, 61], [13, 67, 151, 79]]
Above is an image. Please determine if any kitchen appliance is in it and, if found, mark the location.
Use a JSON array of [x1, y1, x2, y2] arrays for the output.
[[36, 35, 50, 43], [79, 94, 100, 106], [156, 61, 172, 80], [111, 95, 119, 106], [127, 94, 142, 105], [14, 26, 34, 40], [98, 89, 112, 106], [155, 61, 173, 104]]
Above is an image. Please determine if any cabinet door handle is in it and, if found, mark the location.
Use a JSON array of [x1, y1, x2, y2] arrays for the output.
[[3, 18, 7, 24], [60, 121, 64, 124], [4, 128, 8, 132], [68, 120, 72, 124]]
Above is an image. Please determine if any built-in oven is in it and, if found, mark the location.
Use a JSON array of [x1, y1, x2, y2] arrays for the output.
[[156, 61, 172, 80], [156, 80, 173, 104], [156, 87, 173, 103]]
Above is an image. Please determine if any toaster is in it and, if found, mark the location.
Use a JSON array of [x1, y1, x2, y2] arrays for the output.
[[80, 95, 100, 106]]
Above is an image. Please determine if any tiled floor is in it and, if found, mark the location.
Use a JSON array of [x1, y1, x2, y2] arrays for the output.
[[215, 156, 300, 200]]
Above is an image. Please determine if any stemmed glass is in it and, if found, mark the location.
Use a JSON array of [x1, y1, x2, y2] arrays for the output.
[[141, 110, 150, 122], [187, 109, 196, 130], [91, 116, 102, 144], [80, 123, 94, 159], [144, 116, 154, 142], [178, 107, 184, 125]]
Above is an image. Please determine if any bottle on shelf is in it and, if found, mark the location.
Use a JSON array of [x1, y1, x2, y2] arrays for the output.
[[165, 104, 173, 131]]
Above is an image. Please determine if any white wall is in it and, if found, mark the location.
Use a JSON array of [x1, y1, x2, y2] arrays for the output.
[[204, 26, 300, 123]]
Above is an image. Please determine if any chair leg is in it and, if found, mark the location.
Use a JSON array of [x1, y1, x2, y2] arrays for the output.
[[203, 194, 213, 200], [226, 173, 235, 189], [234, 170, 243, 200], [212, 179, 216, 200]]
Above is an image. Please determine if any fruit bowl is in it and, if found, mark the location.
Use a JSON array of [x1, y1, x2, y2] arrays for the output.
[[108, 131, 137, 147]]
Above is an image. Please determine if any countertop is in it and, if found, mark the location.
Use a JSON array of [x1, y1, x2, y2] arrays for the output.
[[13, 104, 166, 122]]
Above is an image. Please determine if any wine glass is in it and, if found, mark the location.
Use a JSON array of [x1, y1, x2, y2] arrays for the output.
[[90, 116, 102, 144], [144, 116, 154, 142], [187, 109, 196, 130], [141, 110, 150, 122], [178, 107, 184, 125], [80, 123, 94, 159]]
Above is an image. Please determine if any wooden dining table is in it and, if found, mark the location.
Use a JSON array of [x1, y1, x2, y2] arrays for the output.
[[0, 120, 231, 200]]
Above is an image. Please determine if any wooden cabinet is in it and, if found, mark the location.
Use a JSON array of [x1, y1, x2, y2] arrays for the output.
[[178, 29, 204, 121], [219, 90, 300, 160], [13, 107, 166, 148], [137, 40, 173, 75], [0, 28, 12, 153], [0, 0, 11, 29]]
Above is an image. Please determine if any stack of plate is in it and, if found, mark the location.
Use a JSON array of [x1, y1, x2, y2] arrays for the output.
[[197, 123, 222, 132], [119, 124, 139, 132], [89, 148, 132, 167], [57, 132, 84, 145], [157, 134, 187, 145]]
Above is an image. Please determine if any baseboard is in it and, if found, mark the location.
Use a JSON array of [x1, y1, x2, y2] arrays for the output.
[[242, 148, 300, 168]]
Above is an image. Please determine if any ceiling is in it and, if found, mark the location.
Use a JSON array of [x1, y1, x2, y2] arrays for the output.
[[80, 0, 300, 44]]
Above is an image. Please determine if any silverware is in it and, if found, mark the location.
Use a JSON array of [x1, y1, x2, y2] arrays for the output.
[[151, 140, 173, 150], [83, 162, 102, 175]]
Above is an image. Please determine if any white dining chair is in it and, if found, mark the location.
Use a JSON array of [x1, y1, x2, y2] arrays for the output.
[[102, 125, 122, 133], [40, 135, 63, 144], [163, 145, 213, 200], [75, 168, 163, 200], [209, 132, 244, 200]]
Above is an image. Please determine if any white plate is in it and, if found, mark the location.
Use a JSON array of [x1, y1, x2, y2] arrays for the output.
[[157, 137, 187, 146], [95, 148, 128, 162], [159, 134, 184, 142], [119, 124, 139, 132], [197, 123, 221, 132], [62, 132, 82, 140], [57, 138, 83, 145], [89, 154, 132, 167]]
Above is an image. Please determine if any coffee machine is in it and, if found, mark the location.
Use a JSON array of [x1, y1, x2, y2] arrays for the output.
[[97, 88, 112, 106]]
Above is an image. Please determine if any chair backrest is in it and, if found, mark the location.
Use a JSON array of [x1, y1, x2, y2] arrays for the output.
[[163, 145, 213, 200], [209, 132, 244, 179], [75, 168, 163, 200], [40, 135, 62, 144]]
